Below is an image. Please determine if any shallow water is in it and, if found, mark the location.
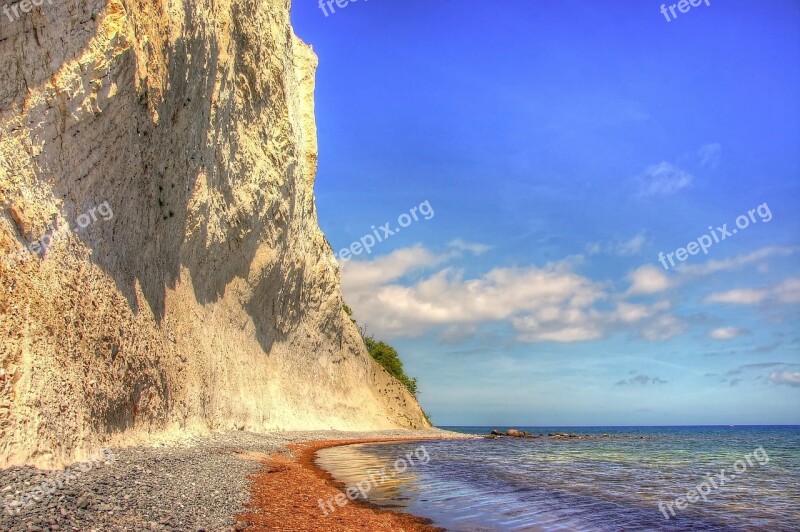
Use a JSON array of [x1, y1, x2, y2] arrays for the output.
[[315, 426, 800, 531]]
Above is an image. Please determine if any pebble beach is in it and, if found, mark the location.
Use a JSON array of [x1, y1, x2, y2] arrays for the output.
[[0, 429, 469, 531]]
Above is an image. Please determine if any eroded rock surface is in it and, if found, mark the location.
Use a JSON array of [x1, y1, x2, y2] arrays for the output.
[[0, 0, 428, 468]]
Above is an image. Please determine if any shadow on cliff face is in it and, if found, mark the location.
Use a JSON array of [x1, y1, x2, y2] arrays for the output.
[[0, 1, 427, 456], [1, 0, 334, 440], [41, 1, 327, 356]]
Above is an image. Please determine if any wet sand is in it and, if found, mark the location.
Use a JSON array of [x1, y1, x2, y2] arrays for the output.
[[236, 438, 449, 531]]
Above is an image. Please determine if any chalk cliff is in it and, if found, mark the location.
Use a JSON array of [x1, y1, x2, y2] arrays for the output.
[[0, 0, 429, 467]]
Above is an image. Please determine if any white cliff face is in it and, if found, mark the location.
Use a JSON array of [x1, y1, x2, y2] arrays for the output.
[[0, 0, 429, 468]]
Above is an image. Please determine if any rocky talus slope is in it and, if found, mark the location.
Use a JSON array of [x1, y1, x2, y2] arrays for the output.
[[0, 0, 429, 468]]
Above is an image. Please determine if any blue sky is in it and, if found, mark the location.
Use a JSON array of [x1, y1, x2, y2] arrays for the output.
[[291, 0, 800, 426]]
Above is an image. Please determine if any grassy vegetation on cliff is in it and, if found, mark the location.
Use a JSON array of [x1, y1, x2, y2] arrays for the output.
[[344, 304, 419, 397], [363, 337, 419, 396]]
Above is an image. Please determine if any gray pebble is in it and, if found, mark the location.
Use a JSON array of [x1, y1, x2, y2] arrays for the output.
[[0, 428, 464, 531]]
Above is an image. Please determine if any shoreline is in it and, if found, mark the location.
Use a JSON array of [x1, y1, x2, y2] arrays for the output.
[[236, 437, 458, 531], [0, 429, 471, 531]]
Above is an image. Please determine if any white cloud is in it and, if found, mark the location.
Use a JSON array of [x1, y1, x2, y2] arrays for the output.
[[776, 278, 800, 304], [342, 246, 688, 344], [640, 315, 687, 341], [341, 242, 795, 345], [703, 277, 800, 306], [343, 259, 606, 339], [612, 301, 670, 323], [340, 245, 445, 290], [448, 238, 491, 255], [627, 265, 672, 295], [628, 246, 800, 306], [678, 247, 796, 277], [637, 162, 693, 197], [512, 309, 605, 343], [705, 289, 769, 305], [586, 233, 647, 257], [618, 233, 648, 256], [709, 327, 745, 340], [769, 370, 800, 387]]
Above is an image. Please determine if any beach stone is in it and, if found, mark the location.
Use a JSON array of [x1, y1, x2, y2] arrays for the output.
[[0, 429, 468, 531], [76, 494, 92, 509]]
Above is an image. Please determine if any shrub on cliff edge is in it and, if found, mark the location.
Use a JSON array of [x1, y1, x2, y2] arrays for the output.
[[344, 304, 419, 397]]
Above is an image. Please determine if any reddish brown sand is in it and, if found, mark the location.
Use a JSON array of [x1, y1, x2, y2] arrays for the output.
[[236, 438, 446, 531]]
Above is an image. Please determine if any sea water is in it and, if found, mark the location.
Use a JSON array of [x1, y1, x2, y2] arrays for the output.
[[315, 426, 800, 531]]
